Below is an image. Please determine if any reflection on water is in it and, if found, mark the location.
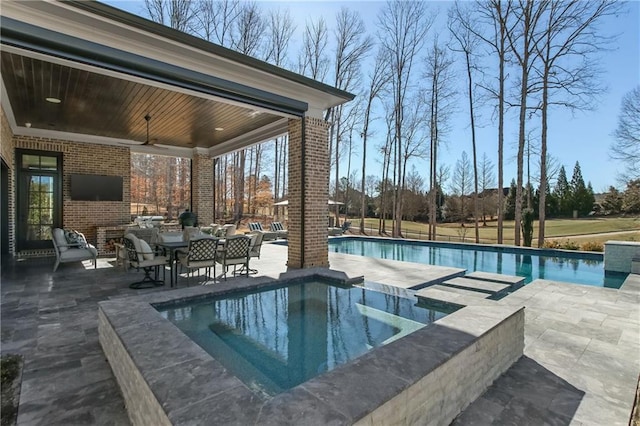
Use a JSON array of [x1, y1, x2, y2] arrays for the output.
[[159, 280, 455, 396], [330, 239, 627, 288]]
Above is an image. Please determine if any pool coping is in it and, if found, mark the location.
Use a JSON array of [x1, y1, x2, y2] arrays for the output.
[[328, 235, 604, 260], [99, 267, 524, 425]]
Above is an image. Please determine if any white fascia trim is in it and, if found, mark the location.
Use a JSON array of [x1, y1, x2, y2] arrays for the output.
[[1, 1, 345, 115], [209, 118, 288, 158]]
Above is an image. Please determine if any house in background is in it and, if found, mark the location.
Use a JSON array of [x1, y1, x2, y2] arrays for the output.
[[0, 0, 353, 269]]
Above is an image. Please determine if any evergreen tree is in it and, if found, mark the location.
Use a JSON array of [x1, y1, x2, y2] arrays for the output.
[[622, 179, 640, 213], [504, 179, 517, 220], [544, 182, 558, 217], [602, 186, 623, 213], [569, 162, 593, 216], [553, 166, 570, 216], [524, 183, 539, 217], [586, 182, 596, 214]]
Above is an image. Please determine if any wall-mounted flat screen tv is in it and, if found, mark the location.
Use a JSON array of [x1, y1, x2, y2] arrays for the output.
[[70, 174, 123, 201]]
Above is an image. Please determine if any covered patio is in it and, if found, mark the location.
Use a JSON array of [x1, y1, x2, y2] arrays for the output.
[[0, 0, 353, 269]]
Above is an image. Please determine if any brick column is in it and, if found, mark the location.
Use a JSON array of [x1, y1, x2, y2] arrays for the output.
[[191, 153, 214, 226], [288, 117, 330, 269]]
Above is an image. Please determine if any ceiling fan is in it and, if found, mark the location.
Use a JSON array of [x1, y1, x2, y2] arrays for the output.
[[121, 114, 167, 149], [140, 114, 166, 148]]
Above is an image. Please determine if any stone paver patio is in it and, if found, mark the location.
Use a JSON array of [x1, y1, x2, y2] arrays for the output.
[[1, 242, 638, 425]]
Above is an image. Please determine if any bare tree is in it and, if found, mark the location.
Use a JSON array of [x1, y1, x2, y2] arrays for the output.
[[298, 17, 329, 81], [423, 36, 457, 241], [231, 1, 266, 57], [360, 50, 391, 233], [329, 8, 373, 225], [193, 0, 240, 45], [378, 103, 395, 234], [263, 7, 296, 220], [450, 151, 474, 223], [505, 0, 547, 246], [145, 0, 194, 32], [479, 153, 496, 225], [449, 2, 482, 243], [378, 0, 433, 237], [473, 0, 512, 244], [532, 0, 622, 247], [227, 1, 267, 222], [611, 86, 640, 181], [264, 7, 296, 68]]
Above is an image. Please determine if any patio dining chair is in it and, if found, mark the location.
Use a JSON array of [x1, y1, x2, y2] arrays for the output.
[[176, 237, 219, 285], [215, 235, 251, 280], [123, 233, 168, 289], [237, 232, 263, 275]]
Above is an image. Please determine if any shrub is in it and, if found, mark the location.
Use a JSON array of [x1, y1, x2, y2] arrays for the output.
[[581, 241, 604, 252], [543, 240, 562, 249], [562, 240, 580, 250]]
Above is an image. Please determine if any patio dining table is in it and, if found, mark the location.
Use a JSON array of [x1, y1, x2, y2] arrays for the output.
[[154, 241, 187, 287], [155, 239, 224, 287]]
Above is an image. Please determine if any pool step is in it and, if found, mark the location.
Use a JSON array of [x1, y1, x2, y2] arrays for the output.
[[441, 277, 510, 295], [416, 286, 494, 307], [632, 257, 640, 274], [427, 284, 491, 299], [465, 271, 525, 287]]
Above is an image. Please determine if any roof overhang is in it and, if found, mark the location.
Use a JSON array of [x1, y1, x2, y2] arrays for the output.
[[0, 0, 354, 158]]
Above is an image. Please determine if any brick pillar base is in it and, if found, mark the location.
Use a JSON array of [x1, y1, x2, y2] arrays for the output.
[[192, 153, 213, 226], [288, 117, 330, 269]]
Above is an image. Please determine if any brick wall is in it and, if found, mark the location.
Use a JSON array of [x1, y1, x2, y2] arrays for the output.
[[12, 135, 131, 247], [191, 153, 214, 226], [288, 117, 330, 268]]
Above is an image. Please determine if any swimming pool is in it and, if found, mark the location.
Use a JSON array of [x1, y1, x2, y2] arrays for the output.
[[157, 277, 457, 397], [328, 237, 627, 288]]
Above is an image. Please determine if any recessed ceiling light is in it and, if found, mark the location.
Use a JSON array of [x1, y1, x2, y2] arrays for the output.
[[215, 127, 224, 131], [45, 97, 61, 104]]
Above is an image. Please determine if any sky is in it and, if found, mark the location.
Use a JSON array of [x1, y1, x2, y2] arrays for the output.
[[104, 0, 639, 192]]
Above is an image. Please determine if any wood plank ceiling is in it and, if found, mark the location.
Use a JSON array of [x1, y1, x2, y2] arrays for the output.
[[1, 51, 283, 148]]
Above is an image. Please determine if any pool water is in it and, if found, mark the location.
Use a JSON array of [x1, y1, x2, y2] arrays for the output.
[[329, 238, 626, 288], [157, 279, 457, 396]]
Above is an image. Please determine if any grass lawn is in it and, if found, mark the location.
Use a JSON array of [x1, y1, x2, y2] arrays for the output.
[[352, 216, 640, 246]]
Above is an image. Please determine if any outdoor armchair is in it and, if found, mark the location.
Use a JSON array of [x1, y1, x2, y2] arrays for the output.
[[123, 233, 168, 289], [51, 228, 98, 272]]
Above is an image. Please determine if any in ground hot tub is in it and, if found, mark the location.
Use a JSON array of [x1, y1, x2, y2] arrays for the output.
[[99, 268, 523, 425]]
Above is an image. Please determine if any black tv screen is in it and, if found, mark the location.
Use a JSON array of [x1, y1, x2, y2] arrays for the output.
[[70, 174, 123, 201]]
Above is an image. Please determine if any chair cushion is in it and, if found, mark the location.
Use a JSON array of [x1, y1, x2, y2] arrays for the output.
[[59, 247, 96, 262], [139, 239, 155, 261], [52, 228, 68, 252], [65, 230, 87, 248], [125, 233, 144, 259], [159, 232, 183, 243]]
